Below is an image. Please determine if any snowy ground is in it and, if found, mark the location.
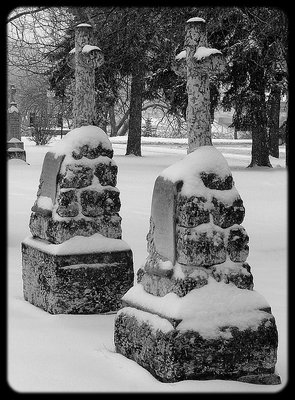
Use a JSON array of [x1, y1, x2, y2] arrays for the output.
[[7, 136, 287, 393]]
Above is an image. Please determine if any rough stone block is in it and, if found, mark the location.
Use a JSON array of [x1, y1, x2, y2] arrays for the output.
[[58, 164, 93, 188], [94, 162, 117, 186], [211, 262, 253, 290], [200, 171, 233, 190], [56, 189, 79, 217], [211, 197, 245, 228], [176, 226, 226, 267], [7, 147, 26, 161], [7, 138, 24, 149], [137, 267, 209, 297], [29, 212, 122, 244], [176, 195, 210, 227], [80, 188, 120, 217], [226, 226, 249, 262], [72, 143, 113, 160], [22, 240, 134, 314], [114, 308, 280, 383]]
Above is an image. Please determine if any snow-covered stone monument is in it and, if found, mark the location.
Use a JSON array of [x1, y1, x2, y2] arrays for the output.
[[7, 84, 26, 162], [114, 18, 280, 384], [21, 23, 134, 314]]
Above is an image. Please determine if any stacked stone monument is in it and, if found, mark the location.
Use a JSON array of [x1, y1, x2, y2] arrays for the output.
[[7, 84, 26, 162], [114, 18, 280, 385], [22, 23, 134, 314]]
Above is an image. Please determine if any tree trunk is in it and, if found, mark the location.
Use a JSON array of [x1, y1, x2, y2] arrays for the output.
[[109, 105, 117, 137], [267, 84, 281, 158], [126, 62, 144, 156], [248, 68, 272, 168]]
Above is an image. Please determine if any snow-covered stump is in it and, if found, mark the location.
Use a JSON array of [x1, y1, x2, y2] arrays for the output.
[[114, 146, 280, 384], [22, 126, 134, 314]]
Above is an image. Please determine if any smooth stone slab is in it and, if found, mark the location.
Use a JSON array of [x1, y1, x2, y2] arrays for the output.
[[31, 151, 65, 216], [151, 176, 181, 264]]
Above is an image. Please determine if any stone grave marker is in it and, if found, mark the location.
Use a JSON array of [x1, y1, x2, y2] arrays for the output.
[[173, 17, 225, 153], [7, 85, 26, 162], [114, 18, 280, 385], [21, 23, 134, 314]]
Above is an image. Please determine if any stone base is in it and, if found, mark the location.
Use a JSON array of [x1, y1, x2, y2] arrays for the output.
[[22, 239, 134, 314], [114, 308, 280, 384], [7, 146, 26, 161]]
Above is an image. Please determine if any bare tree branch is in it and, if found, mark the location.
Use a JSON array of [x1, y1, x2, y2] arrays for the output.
[[7, 7, 49, 23]]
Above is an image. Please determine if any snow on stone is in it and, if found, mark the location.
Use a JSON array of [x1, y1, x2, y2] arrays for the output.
[[36, 196, 53, 211], [8, 105, 19, 113], [122, 278, 270, 338], [7, 147, 24, 152], [187, 17, 206, 23], [82, 45, 101, 53], [175, 50, 186, 60], [177, 309, 272, 339], [77, 23, 92, 27], [213, 258, 251, 276], [117, 307, 174, 333], [59, 154, 116, 175], [172, 262, 185, 279], [8, 138, 22, 142], [160, 145, 239, 203], [158, 259, 173, 271], [22, 233, 130, 255], [52, 125, 112, 158], [194, 46, 222, 60]]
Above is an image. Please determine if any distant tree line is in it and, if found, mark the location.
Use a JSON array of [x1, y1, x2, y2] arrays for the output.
[[7, 6, 288, 166]]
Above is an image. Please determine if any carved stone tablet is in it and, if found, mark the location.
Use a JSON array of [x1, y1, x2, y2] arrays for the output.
[[150, 176, 178, 264], [31, 151, 65, 216]]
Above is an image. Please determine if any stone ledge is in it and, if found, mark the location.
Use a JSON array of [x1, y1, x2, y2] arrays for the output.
[[22, 241, 134, 314]]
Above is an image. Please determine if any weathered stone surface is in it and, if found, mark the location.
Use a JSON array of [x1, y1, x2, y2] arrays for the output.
[[72, 143, 113, 160], [176, 195, 210, 227], [211, 197, 245, 228], [56, 189, 79, 217], [226, 226, 249, 262], [7, 138, 24, 149], [7, 147, 26, 161], [80, 188, 120, 217], [176, 226, 226, 267], [137, 267, 209, 297], [150, 176, 178, 264], [29, 212, 122, 244], [200, 172, 233, 190], [22, 241, 134, 314], [210, 262, 253, 290], [114, 309, 279, 383], [31, 152, 65, 216], [94, 162, 117, 186], [237, 373, 281, 385], [143, 256, 173, 278], [58, 164, 93, 188]]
